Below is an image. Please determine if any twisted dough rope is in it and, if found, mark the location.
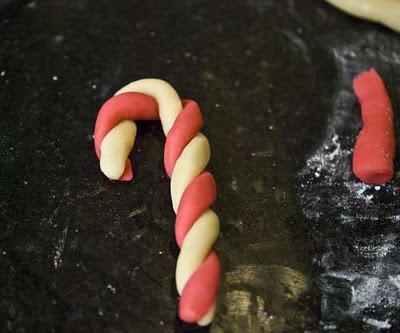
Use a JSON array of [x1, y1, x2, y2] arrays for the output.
[[93, 79, 221, 326]]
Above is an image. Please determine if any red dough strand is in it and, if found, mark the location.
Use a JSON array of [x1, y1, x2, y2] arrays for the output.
[[94, 92, 158, 180], [164, 100, 203, 177], [179, 251, 220, 323], [175, 172, 217, 247], [94, 91, 220, 323], [94, 92, 158, 157], [352, 68, 395, 185]]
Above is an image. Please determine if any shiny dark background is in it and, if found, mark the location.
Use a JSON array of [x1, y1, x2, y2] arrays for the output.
[[1, 1, 399, 332]]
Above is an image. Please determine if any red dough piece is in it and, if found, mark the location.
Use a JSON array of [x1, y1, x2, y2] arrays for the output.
[[353, 68, 395, 185], [164, 100, 203, 177], [175, 172, 217, 247], [94, 92, 158, 180], [179, 251, 220, 323], [120, 159, 133, 181]]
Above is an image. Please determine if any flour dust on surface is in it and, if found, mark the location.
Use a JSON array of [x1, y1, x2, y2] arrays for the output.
[[298, 32, 400, 331]]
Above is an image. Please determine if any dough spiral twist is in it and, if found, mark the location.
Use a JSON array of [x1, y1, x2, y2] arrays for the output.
[[93, 79, 221, 325]]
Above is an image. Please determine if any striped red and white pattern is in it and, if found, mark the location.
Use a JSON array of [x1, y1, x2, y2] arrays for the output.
[[93, 79, 221, 325]]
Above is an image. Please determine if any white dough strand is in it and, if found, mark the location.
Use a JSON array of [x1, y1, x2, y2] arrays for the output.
[[325, 0, 400, 33]]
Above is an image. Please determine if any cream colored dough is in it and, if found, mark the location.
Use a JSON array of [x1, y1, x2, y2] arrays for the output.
[[171, 133, 211, 212], [176, 209, 220, 293], [99, 78, 219, 326], [325, 0, 400, 33], [100, 120, 136, 180], [116, 78, 182, 134], [197, 303, 217, 326]]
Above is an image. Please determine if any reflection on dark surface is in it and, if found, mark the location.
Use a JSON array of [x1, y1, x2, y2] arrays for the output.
[[212, 264, 314, 333], [0, 0, 399, 332]]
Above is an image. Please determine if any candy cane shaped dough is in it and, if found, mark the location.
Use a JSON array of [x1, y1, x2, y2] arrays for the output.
[[325, 0, 400, 33], [93, 79, 221, 326]]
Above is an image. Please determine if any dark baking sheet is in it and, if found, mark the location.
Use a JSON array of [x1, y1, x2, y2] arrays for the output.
[[1, 1, 399, 332]]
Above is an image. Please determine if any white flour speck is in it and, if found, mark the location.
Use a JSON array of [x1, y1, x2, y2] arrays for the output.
[[389, 275, 400, 290], [53, 227, 68, 269], [363, 318, 391, 329], [26, 1, 36, 8], [54, 35, 64, 43], [107, 283, 116, 294], [230, 178, 239, 192], [353, 236, 396, 259]]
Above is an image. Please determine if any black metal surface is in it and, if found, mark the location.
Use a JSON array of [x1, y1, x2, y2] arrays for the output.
[[0, 1, 399, 332]]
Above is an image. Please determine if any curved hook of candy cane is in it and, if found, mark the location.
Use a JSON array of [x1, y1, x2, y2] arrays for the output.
[[97, 79, 181, 180], [96, 79, 220, 326]]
